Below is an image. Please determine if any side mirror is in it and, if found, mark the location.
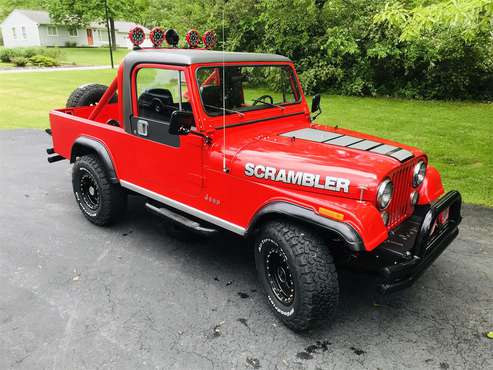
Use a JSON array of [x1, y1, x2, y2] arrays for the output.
[[169, 110, 194, 135], [311, 94, 321, 113], [311, 94, 322, 120]]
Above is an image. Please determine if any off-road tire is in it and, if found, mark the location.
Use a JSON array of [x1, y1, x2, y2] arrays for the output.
[[72, 154, 126, 225], [66, 83, 117, 108], [254, 220, 339, 331]]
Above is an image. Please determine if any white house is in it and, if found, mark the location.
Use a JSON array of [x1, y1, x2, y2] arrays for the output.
[[1, 9, 150, 48]]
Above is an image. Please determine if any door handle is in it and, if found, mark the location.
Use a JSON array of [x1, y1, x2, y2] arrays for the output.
[[137, 119, 148, 136]]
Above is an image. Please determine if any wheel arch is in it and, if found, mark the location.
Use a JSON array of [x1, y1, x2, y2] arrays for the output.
[[70, 136, 118, 183], [245, 201, 364, 252]]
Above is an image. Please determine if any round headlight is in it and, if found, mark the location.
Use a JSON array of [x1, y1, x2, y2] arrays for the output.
[[413, 160, 426, 187], [377, 179, 393, 210]]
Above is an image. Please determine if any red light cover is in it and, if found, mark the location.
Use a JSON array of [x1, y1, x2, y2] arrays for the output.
[[202, 30, 217, 49], [128, 27, 145, 47], [186, 29, 201, 48], [150, 27, 165, 47]]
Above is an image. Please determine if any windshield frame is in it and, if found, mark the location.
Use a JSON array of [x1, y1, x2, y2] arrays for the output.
[[193, 61, 306, 128]]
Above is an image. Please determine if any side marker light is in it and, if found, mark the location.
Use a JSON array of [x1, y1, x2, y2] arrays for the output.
[[318, 207, 344, 221]]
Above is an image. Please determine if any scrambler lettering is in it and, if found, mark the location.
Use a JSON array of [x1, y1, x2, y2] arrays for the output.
[[244, 163, 350, 193]]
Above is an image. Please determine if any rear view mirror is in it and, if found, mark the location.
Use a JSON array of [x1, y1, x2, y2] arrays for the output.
[[169, 110, 194, 135], [311, 94, 322, 120], [311, 94, 321, 113]]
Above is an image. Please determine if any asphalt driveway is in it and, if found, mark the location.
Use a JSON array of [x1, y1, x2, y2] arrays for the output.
[[0, 130, 491, 369]]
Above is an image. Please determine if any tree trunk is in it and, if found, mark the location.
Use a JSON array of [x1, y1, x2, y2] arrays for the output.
[[109, 17, 117, 50]]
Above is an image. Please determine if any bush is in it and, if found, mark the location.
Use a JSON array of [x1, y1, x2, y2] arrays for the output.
[[11, 56, 29, 67], [21, 47, 40, 58], [0, 48, 23, 63], [0, 47, 63, 64], [64, 41, 77, 47], [39, 47, 62, 60], [29, 55, 59, 67]]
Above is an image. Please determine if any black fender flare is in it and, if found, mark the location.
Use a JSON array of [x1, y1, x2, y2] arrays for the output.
[[70, 136, 118, 183], [245, 201, 364, 252]]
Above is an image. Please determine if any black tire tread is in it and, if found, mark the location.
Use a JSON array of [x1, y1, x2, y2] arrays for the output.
[[259, 220, 339, 331], [66, 83, 116, 108], [72, 154, 126, 225]]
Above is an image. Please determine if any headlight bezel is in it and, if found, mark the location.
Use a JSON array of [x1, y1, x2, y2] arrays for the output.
[[413, 160, 426, 188], [376, 178, 393, 210]]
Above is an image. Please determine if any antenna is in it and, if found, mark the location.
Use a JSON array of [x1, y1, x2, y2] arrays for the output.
[[222, 5, 228, 173]]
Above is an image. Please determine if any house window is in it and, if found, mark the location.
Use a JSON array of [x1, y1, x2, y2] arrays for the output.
[[12, 27, 17, 39], [47, 26, 57, 36], [68, 28, 78, 37], [21, 26, 27, 40], [96, 29, 108, 42]]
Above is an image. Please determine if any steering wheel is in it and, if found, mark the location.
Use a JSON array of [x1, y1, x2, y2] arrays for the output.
[[252, 95, 274, 106]]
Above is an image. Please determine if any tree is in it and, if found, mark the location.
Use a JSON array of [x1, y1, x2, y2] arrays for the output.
[[46, 0, 147, 49], [0, 0, 44, 20]]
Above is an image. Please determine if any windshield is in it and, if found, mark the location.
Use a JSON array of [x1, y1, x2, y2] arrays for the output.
[[196, 65, 301, 117]]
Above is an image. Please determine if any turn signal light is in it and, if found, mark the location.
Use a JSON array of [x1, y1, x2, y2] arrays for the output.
[[318, 207, 344, 221]]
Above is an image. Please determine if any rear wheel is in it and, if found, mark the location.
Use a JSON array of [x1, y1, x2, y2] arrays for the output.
[[72, 154, 126, 225], [254, 220, 339, 331], [66, 83, 117, 108]]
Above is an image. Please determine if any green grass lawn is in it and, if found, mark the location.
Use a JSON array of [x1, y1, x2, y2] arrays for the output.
[[0, 69, 491, 206], [58, 47, 130, 66]]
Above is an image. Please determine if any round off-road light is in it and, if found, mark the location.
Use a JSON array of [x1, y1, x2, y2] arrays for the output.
[[410, 191, 419, 207], [381, 211, 389, 226], [165, 28, 179, 47], [202, 30, 217, 49], [413, 160, 426, 187], [186, 29, 201, 48], [377, 178, 393, 210], [128, 26, 145, 48], [149, 27, 165, 48]]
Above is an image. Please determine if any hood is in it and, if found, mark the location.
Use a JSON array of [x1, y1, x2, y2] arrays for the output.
[[230, 124, 424, 201]]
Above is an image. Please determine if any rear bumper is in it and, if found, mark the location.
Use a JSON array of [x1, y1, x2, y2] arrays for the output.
[[376, 191, 462, 294]]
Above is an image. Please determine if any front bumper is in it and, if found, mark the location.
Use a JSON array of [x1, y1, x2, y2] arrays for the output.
[[375, 191, 462, 294]]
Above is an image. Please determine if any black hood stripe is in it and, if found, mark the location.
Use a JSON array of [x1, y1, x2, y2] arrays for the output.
[[280, 128, 414, 162]]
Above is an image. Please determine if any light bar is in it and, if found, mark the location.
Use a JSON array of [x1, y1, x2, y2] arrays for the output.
[[165, 29, 179, 47], [202, 30, 217, 49], [128, 26, 145, 49], [186, 29, 200, 48], [149, 27, 165, 48]]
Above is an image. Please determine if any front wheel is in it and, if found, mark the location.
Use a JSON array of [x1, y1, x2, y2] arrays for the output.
[[254, 220, 339, 331], [72, 154, 127, 225]]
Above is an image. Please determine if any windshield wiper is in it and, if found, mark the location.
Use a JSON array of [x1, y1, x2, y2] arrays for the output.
[[252, 99, 286, 111], [204, 104, 245, 117]]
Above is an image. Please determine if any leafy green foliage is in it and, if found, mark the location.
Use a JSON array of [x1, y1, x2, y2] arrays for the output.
[[0, 47, 62, 62], [10, 55, 27, 66], [0, 0, 44, 20], [135, 0, 492, 100], [45, 0, 145, 27], [29, 54, 59, 66]]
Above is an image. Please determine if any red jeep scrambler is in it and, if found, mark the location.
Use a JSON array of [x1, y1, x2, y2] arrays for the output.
[[47, 47, 462, 331]]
